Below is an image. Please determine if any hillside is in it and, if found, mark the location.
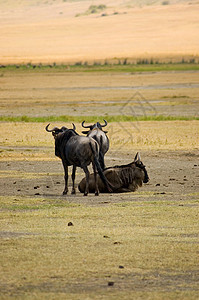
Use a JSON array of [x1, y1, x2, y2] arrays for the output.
[[0, 0, 199, 64]]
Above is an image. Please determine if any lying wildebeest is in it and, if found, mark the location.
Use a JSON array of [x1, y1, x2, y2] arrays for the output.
[[46, 123, 113, 196], [78, 152, 149, 193], [81, 120, 109, 170]]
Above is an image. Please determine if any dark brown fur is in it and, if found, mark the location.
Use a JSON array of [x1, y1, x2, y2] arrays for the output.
[[78, 154, 149, 193]]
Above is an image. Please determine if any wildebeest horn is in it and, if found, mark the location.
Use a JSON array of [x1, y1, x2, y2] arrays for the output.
[[81, 120, 91, 128], [72, 123, 76, 131], [45, 123, 60, 132], [100, 119, 108, 127], [134, 152, 141, 162]]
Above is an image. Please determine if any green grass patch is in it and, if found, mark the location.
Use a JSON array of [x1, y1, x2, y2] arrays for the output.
[[1, 62, 199, 73], [0, 196, 79, 211], [0, 115, 198, 123]]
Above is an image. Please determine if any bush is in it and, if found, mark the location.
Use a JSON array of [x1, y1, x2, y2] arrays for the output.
[[98, 4, 106, 10], [88, 4, 106, 14]]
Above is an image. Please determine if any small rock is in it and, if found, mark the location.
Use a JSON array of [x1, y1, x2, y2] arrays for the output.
[[108, 281, 114, 286], [35, 193, 40, 195], [103, 235, 110, 238], [156, 183, 160, 186], [119, 265, 124, 269], [68, 222, 73, 226], [34, 186, 40, 189]]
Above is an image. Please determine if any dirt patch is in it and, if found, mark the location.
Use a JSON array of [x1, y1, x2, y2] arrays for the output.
[[0, 150, 198, 204]]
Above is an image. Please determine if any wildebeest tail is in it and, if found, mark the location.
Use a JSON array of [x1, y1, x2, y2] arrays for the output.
[[89, 141, 113, 192], [99, 151, 105, 170], [99, 135, 105, 170]]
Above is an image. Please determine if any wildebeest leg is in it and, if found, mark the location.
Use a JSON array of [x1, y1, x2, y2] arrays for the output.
[[82, 166, 90, 196], [92, 162, 99, 196], [62, 160, 68, 195], [71, 165, 76, 194]]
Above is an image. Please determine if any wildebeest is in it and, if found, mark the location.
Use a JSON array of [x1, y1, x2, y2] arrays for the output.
[[78, 152, 149, 193], [46, 123, 113, 196], [81, 120, 109, 170]]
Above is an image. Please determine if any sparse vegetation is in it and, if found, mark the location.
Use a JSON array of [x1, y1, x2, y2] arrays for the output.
[[0, 115, 198, 123], [76, 4, 107, 17], [0, 59, 199, 73]]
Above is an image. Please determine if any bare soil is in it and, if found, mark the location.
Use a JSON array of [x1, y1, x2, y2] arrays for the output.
[[0, 150, 198, 205]]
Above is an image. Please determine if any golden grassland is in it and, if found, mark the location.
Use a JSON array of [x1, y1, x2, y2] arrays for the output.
[[0, 120, 198, 161], [0, 1, 199, 64]]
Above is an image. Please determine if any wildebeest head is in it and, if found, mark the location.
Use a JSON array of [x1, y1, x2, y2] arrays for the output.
[[46, 123, 78, 160], [133, 152, 149, 183], [45, 123, 76, 138], [81, 119, 108, 134]]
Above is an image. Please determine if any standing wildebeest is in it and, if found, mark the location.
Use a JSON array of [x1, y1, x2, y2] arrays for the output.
[[81, 120, 109, 170], [46, 123, 112, 196], [78, 152, 149, 193]]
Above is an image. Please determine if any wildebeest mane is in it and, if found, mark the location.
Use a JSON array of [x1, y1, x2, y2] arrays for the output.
[[104, 161, 149, 187], [104, 162, 148, 191], [119, 167, 143, 189], [57, 129, 78, 143]]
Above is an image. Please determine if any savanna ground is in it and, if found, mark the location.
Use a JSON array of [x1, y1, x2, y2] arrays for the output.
[[0, 0, 199, 298], [0, 66, 199, 299]]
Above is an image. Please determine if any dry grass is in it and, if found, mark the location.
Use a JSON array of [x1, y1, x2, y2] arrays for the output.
[[0, 120, 198, 161], [0, 195, 198, 299], [0, 1, 199, 64], [109, 120, 199, 151]]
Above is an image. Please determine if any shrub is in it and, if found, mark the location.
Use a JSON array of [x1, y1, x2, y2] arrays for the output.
[[88, 4, 106, 14]]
